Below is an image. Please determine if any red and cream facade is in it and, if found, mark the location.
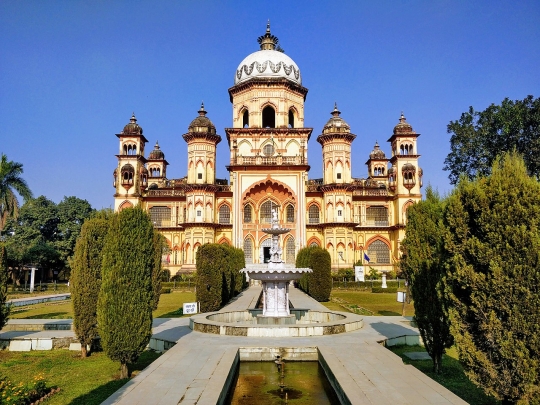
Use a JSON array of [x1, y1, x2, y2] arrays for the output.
[[112, 25, 422, 273]]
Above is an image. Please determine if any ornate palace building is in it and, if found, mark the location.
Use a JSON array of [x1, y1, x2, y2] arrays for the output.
[[112, 24, 422, 273]]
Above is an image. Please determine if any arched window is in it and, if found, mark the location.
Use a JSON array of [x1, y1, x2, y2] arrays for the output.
[[310, 241, 319, 247], [286, 204, 295, 223], [260, 200, 274, 223], [263, 143, 275, 156], [308, 205, 320, 224], [243, 204, 252, 223], [123, 144, 128, 155], [244, 238, 253, 264], [219, 205, 230, 224], [243, 110, 249, 128], [367, 240, 391, 264], [262, 105, 275, 128], [286, 238, 295, 264], [288, 109, 295, 128]]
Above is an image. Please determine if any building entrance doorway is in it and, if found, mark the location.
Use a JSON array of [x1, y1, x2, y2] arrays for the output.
[[259, 238, 272, 264], [263, 247, 271, 263]]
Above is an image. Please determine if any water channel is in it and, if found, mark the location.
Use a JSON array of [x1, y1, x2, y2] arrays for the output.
[[226, 361, 341, 405]]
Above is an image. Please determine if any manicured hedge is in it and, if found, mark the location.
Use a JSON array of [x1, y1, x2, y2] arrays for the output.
[[195, 243, 246, 312], [295, 246, 332, 302], [332, 280, 405, 290], [371, 287, 398, 293]]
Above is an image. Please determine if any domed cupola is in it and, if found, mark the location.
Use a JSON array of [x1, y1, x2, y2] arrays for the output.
[[186, 103, 217, 135], [234, 22, 301, 85], [370, 142, 386, 159], [122, 113, 143, 135], [148, 141, 165, 160], [322, 103, 351, 134], [393, 112, 414, 135]]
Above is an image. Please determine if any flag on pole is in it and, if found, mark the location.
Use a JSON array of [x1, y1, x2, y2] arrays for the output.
[[364, 252, 370, 262]]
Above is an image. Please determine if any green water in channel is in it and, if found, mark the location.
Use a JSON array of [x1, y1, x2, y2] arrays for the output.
[[226, 361, 341, 405]]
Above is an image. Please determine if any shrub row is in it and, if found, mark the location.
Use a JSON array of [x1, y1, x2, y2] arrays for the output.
[[371, 287, 398, 293], [296, 246, 332, 302], [332, 280, 406, 290], [195, 244, 246, 312]]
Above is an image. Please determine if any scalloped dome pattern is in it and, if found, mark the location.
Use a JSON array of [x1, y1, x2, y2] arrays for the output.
[[235, 50, 301, 85]]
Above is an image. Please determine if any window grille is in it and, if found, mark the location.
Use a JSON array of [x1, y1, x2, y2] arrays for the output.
[[310, 241, 319, 247], [243, 204, 252, 223], [366, 206, 389, 226], [367, 240, 391, 264], [286, 238, 295, 264], [286, 204, 294, 223], [308, 205, 320, 224], [149, 206, 171, 227], [244, 239, 253, 264], [263, 143, 275, 156], [260, 201, 274, 224], [219, 205, 230, 224]]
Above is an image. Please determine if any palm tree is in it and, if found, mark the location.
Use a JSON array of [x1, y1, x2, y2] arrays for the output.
[[0, 154, 33, 233]]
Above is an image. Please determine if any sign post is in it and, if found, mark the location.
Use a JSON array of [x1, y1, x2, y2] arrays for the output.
[[354, 266, 365, 282], [183, 302, 198, 315]]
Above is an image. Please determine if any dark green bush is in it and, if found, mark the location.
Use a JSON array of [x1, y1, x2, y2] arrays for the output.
[[161, 288, 171, 294], [195, 243, 246, 312], [372, 287, 398, 293], [295, 246, 331, 301]]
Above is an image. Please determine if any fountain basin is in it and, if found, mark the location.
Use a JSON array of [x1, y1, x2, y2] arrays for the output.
[[189, 310, 363, 337]]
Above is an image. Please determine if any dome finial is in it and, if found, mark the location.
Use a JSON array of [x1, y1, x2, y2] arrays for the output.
[[331, 103, 341, 117], [130, 112, 137, 123], [199, 102, 207, 116], [400, 111, 406, 122], [257, 21, 278, 50], [154, 140, 160, 149]]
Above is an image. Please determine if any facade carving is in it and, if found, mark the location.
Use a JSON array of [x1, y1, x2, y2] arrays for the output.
[[112, 24, 422, 273]]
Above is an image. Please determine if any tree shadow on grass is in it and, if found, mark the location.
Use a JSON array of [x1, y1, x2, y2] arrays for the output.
[[378, 310, 400, 316], [67, 351, 161, 405], [23, 312, 70, 319]]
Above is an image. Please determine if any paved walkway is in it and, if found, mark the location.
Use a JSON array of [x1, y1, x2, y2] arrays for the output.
[[101, 286, 467, 405]]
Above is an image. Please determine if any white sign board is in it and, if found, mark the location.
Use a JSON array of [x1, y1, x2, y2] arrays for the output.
[[397, 291, 406, 303], [355, 266, 365, 282], [183, 302, 198, 315]]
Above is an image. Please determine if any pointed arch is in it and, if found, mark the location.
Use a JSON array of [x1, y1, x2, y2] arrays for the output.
[[307, 237, 321, 247], [118, 200, 133, 211]]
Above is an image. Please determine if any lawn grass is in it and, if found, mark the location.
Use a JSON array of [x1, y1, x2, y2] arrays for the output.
[[388, 345, 500, 405], [322, 289, 416, 316], [9, 290, 197, 320], [0, 349, 160, 405]]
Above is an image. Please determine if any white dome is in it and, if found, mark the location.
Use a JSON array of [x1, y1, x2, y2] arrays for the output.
[[235, 50, 302, 85]]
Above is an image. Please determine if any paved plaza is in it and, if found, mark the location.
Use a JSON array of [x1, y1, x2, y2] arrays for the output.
[[102, 286, 467, 405]]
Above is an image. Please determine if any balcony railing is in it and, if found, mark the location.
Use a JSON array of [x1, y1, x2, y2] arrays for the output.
[[147, 189, 186, 197], [231, 155, 306, 166]]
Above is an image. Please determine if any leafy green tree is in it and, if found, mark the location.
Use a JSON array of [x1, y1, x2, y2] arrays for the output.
[[56, 196, 94, 272], [71, 217, 109, 358], [444, 153, 540, 403], [444, 95, 540, 184], [98, 207, 155, 379], [0, 243, 11, 328], [151, 232, 167, 310], [0, 154, 33, 234], [400, 187, 453, 373]]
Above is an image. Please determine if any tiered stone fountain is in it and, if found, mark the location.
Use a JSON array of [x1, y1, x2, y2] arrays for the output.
[[189, 209, 364, 337], [242, 209, 311, 323]]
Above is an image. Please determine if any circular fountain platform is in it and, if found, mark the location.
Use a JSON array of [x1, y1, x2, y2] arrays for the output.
[[189, 310, 363, 337]]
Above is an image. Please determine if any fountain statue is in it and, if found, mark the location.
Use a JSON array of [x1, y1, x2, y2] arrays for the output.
[[242, 209, 311, 320]]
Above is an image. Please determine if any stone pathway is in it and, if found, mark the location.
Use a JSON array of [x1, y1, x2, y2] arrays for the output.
[[101, 286, 467, 405]]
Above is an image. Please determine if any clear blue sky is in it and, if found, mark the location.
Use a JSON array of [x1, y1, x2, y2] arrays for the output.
[[1, 1, 539, 210]]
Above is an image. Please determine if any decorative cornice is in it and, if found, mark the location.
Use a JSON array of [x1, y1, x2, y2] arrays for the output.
[[228, 77, 308, 102]]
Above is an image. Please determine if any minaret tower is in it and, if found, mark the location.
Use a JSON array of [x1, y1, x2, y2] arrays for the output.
[[366, 142, 388, 182], [387, 113, 422, 196], [317, 104, 356, 185], [147, 141, 168, 187], [113, 113, 148, 211]]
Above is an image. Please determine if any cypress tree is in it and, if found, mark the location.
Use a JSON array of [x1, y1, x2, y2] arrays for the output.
[[444, 153, 540, 403], [400, 187, 453, 373], [151, 232, 166, 310], [195, 244, 226, 312], [71, 217, 109, 357], [308, 247, 332, 302], [97, 207, 155, 379], [0, 243, 11, 329]]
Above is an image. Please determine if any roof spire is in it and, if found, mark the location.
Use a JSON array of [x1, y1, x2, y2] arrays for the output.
[[400, 111, 406, 122], [331, 103, 341, 117], [198, 102, 207, 116], [257, 20, 278, 50]]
